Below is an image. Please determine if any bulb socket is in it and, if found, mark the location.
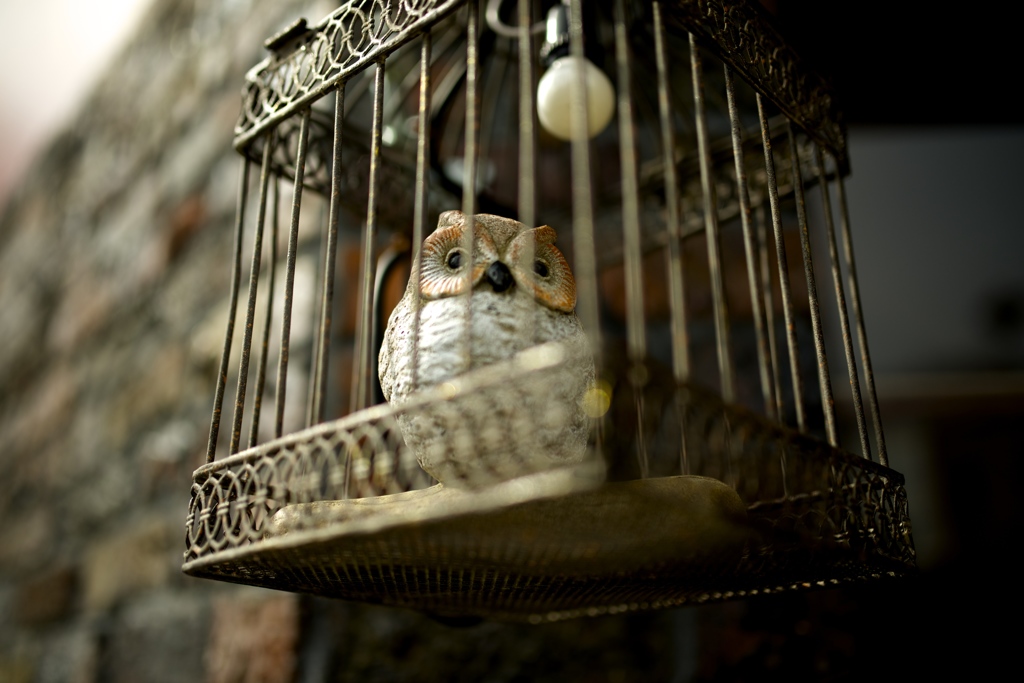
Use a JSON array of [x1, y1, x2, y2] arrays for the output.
[[539, 4, 570, 67]]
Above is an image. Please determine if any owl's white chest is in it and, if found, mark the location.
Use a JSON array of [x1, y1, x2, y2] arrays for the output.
[[379, 287, 594, 487], [383, 288, 582, 399]]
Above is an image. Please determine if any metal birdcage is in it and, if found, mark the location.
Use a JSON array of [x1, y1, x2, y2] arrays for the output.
[[182, 0, 916, 622]]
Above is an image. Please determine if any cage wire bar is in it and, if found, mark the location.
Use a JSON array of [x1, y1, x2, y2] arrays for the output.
[[229, 132, 273, 455], [248, 176, 279, 449], [409, 34, 432, 392], [816, 145, 870, 460], [836, 170, 888, 466], [459, 1, 479, 376], [725, 64, 774, 420], [515, 0, 539, 352], [788, 120, 839, 448], [757, 93, 806, 434], [690, 32, 735, 405], [614, 0, 649, 475], [184, 0, 915, 621], [652, 1, 689, 387]]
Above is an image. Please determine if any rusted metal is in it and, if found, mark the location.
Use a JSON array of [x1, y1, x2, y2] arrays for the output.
[[516, 0, 536, 232], [615, 0, 650, 476], [353, 65, 386, 413], [758, 94, 807, 432], [816, 145, 870, 459], [725, 65, 776, 419], [206, 158, 250, 463], [274, 108, 311, 437], [788, 121, 838, 447], [410, 32, 433, 392], [568, 0, 602, 375], [189, 0, 914, 618], [691, 34, 735, 403], [756, 199, 785, 420], [248, 176, 279, 449], [837, 172, 889, 466], [230, 133, 275, 455], [516, 0, 539, 351], [653, 1, 690, 385], [310, 87, 346, 426], [459, 1, 479, 374], [185, 371, 915, 620]]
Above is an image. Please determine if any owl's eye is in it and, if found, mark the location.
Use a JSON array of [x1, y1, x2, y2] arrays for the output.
[[533, 259, 549, 278], [446, 249, 464, 271]]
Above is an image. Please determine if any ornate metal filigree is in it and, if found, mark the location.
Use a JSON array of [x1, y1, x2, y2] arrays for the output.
[[236, 1, 846, 167], [184, 352, 915, 620], [664, 0, 847, 166], [189, 0, 911, 620], [235, 0, 465, 150]]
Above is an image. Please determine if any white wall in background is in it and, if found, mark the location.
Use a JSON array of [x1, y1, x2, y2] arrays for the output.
[[0, 0, 155, 209]]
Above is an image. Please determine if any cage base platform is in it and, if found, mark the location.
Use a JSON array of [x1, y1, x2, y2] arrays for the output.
[[182, 474, 913, 622]]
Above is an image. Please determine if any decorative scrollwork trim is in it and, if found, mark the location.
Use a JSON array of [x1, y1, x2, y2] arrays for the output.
[[235, 1, 847, 166], [234, 0, 466, 151], [664, 0, 847, 165]]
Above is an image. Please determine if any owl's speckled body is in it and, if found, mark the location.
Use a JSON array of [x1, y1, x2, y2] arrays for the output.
[[379, 211, 594, 487]]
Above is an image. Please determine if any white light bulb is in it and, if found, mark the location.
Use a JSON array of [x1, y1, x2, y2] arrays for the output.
[[536, 55, 615, 141]]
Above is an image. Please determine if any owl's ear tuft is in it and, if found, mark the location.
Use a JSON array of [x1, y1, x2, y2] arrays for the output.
[[534, 225, 558, 245], [435, 210, 464, 232]]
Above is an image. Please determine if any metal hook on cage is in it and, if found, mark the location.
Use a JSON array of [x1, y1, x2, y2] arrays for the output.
[[484, 0, 546, 37]]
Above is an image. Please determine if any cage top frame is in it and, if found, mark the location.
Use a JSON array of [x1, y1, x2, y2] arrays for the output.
[[234, 0, 847, 169]]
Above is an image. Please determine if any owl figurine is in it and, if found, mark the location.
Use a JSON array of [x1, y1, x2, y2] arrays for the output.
[[379, 210, 595, 488]]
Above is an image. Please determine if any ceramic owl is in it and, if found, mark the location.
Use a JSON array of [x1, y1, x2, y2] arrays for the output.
[[379, 210, 595, 488]]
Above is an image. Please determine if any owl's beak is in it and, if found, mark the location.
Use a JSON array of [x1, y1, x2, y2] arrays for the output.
[[484, 261, 515, 293]]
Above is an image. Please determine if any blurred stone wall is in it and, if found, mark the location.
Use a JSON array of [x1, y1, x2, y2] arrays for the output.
[[0, 1, 688, 680], [0, 1, 328, 680]]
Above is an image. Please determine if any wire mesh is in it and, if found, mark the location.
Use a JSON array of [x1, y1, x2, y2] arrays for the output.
[[185, 0, 915, 620]]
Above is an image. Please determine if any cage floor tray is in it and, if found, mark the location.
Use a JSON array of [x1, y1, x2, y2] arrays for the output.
[[183, 474, 773, 620], [184, 377, 917, 621]]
